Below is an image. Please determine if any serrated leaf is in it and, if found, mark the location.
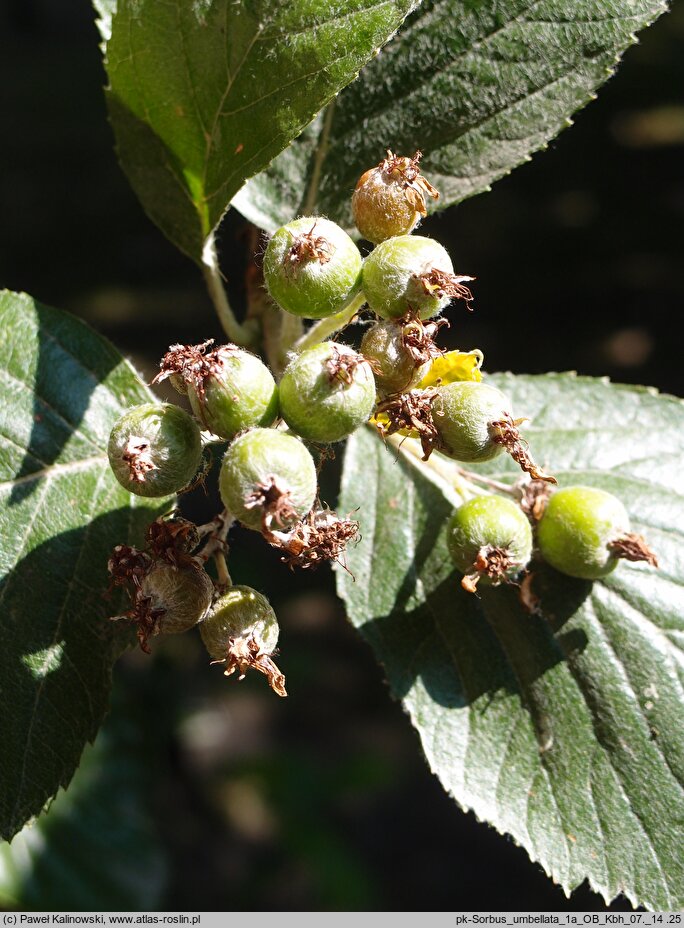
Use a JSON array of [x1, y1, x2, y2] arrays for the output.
[[103, 0, 416, 263], [92, 0, 115, 42], [0, 291, 168, 842], [234, 0, 668, 232], [0, 684, 167, 910], [337, 373, 684, 909]]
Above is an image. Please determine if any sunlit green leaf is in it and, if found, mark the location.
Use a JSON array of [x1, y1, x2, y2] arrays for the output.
[[0, 291, 167, 841], [235, 0, 667, 232], [338, 374, 684, 909]]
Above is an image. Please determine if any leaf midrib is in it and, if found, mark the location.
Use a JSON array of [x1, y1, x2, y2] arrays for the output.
[[0, 455, 109, 493]]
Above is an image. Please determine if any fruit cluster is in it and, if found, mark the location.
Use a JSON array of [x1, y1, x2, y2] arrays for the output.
[[106, 148, 658, 693]]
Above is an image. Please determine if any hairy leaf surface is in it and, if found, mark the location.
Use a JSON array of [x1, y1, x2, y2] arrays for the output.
[[338, 374, 684, 908], [235, 0, 667, 232], [0, 291, 167, 841], [104, 0, 416, 261]]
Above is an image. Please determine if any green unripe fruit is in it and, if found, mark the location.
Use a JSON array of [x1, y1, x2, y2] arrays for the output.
[[360, 320, 427, 396], [447, 495, 533, 591], [140, 561, 214, 635], [362, 235, 455, 320], [537, 486, 637, 580], [219, 428, 317, 531], [200, 585, 286, 696], [187, 345, 278, 439], [432, 381, 510, 463], [352, 151, 438, 244], [279, 342, 376, 443], [264, 217, 363, 319], [108, 402, 202, 497], [201, 585, 279, 660]]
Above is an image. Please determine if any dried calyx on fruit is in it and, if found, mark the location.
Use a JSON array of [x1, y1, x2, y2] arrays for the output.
[[108, 402, 203, 497], [537, 485, 658, 580], [109, 549, 214, 652], [219, 428, 318, 532], [153, 340, 278, 440], [145, 514, 201, 568], [263, 217, 363, 319], [361, 311, 447, 396], [362, 235, 474, 320], [200, 585, 286, 697], [375, 388, 443, 460], [432, 381, 556, 482], [262, 506, 360, 570], [352, 150, 439, 244], [447, 495, 533, 593], [279, 342, 376, 443]]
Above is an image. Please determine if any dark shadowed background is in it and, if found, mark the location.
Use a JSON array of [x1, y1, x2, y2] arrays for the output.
[[1, 0, 683, 911]]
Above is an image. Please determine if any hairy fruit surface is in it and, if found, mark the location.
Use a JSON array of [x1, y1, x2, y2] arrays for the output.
[[201, 585, 286, 696], [279, 342, 376, 443], [264, 216, 362, 319], [219, 428, 317, 532], [108, 402, 202, 497], [360, 318, 435, 396], [537, 486, 657, 580], [352, 150, 439, 243], [362, 235, 466, 320], [432, 381, 510, 463], [447, 495, 533, 592], [187, 345, 278, 439]]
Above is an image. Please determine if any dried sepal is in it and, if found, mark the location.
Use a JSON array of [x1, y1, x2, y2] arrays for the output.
[[609, 533, 659, 567], [518, 478, 555, 523], [489, 414, 557, 484], [122, 436, 156, 483], [152, 339, 216, 393], [378, 149, 440, 215], [145, 514, 201, 568], [399, 309, 448, 368], [285, 220, 335, 270], [107, 544, 152, 592], [263, 507, 360, 571], [211, 636, 287, 697], [461, 544, 521, 594], [414, 269, 475, 311], [375, 388, 444, 460], [244, 476, 300, 532], [113, 593, 166, 654], [324, 343, 373, 386]]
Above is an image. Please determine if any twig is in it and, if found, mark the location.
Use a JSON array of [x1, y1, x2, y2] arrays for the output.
[[293, 291, 366, 352], [197, 510, 235, 590], [202, 232, 259, 346]]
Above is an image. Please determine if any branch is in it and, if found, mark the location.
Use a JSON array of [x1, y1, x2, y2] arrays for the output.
[[293, 291, 366, 353], [202, 232, 259, 346]]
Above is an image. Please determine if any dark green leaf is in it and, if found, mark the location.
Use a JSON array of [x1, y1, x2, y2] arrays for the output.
[[104, 0, 417, 262], [235, 0, 667, 232], [0, 683, 167, 910], [338, 374, 684, 909], [0, 291, 167, 842]]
